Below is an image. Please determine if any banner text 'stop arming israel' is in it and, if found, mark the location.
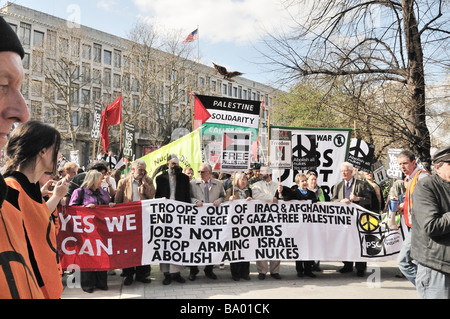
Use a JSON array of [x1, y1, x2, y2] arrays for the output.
[[194, 95, 261, 129]]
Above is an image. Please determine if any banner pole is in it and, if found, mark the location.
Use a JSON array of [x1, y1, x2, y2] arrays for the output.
[[92, 140, 96, 165], [266, 115, 270, 166], [190, 90, 194, 131]]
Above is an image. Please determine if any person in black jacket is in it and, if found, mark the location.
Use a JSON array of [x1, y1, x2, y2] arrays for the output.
[[155, 155, 190, 284], [276, 173, 317, 278], [411, 146, 450, 299]]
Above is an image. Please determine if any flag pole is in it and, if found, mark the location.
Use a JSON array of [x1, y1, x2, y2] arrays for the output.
[[197, 25, 200, 63]]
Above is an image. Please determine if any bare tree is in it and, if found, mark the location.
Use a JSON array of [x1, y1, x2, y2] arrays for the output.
[[126, 23, 198, 146], [43, 28, 92, 151], [261, 0, 450, 169]]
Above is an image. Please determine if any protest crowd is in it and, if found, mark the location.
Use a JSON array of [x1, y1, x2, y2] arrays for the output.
[[0, 16, 449, 299]]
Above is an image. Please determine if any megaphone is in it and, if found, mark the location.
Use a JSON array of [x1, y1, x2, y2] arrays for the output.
[[387, 199, 399, 230]]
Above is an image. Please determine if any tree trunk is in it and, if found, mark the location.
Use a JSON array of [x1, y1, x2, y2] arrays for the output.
[[402, 0, 431, 169]]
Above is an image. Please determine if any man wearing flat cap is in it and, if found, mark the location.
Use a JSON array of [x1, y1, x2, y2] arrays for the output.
[[0, 16, 42, 298], [411, 145, 450, 298]]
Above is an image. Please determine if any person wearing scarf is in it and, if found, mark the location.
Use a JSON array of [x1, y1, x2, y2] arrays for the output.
[[69, 170, 116, 293]]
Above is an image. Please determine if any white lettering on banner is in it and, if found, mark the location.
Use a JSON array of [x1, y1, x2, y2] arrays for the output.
[[140, 199, 407, 266]]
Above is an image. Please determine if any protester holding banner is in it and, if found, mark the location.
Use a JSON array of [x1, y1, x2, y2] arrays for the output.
[[396, 150, 429, 286], [331, 162, 374, 277], [278, 173, 318, 278], [115, 159, 155, 286], [306, 170, 329, 271], [155, 155, 190, 285], [307, 170, 330, 202], [251, 166, 282, 280], [362, 171, 383, 214], [189, 162, 225, 280], [248, 163, 262, 186], [411, 145, 450, 299], [225, 172, 252, 281], [68, 170, 116, 293], [3, 121, 67, 298], [64, 161, 109, 206], [183, 166, 195, 181]]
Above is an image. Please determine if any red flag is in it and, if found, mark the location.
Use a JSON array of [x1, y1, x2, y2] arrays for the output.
[[192, 94, 211, 129], [101, 95, 122, 152]]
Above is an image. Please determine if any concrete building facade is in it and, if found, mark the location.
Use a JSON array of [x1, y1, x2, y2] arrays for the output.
[[1, 2, 278, 167]]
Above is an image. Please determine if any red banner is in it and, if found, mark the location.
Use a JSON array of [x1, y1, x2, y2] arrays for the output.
[[57, 201, 143, 271]]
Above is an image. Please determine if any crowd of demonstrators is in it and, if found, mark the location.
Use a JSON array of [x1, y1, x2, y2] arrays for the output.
[[2, 13, 449, 300]]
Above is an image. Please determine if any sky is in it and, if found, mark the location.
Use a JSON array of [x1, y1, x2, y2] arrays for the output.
[[7, 0, 295, 87]]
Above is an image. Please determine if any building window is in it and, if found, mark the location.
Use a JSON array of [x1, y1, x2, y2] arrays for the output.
[[103, 68, 111, 87], [72, 111, 79, 126], [33, 30, 44, 47], [93, 87, 101, 102], [93, 43, 102, 63], [47, 30, 57, 51], [82, 44, 91, 60], [81, 89, 90, 104], [32, 51, 43, 74], [19, 22, 31, 46], [31, 80, 42, 97], [104, 50, 112, 65], [22, 53, 30, 69], [72, 37, 80, 57], [82, 63, 91, 82], [113, 74, 121, 89], [113, 49, 122, 68], [93, 69, 101, 85], [59, 37, 69, 55]]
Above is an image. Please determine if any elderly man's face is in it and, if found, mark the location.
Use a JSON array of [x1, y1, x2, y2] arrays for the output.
[[132, 163, 147, 180], [340, 165, 353, 181], [198, 164, 211, 182], [0, 52, 29, 149]]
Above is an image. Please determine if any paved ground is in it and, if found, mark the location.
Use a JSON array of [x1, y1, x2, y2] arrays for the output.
[[61, 260, 418, 300]]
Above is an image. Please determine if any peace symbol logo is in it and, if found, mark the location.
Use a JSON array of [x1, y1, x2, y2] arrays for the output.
[[359, 213, 379, 232]]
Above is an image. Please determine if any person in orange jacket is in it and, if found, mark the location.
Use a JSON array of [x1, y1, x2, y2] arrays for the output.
[[3, 121, 68, 299], [0, 16, 44, 299], [396, 150, 429, 286]]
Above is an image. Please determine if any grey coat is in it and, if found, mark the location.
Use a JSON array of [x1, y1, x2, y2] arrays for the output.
[[190, 178, 225, 204], [411, 173, 450, 274]]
